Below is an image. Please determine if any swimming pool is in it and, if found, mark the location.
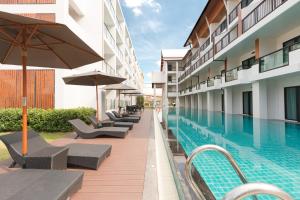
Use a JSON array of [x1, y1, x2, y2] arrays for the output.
[[165, 108, 300, 200]]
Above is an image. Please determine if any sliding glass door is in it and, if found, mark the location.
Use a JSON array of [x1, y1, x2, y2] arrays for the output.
[[285, 87, 300, 121], [243, 91, 253, 116], [221, 93, 224, 112]]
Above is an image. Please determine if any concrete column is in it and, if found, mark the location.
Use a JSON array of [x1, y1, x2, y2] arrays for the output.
[[198, 93, 203, 111], [253, 81, 268, 119], [224, 87, 233, 114], [185, 96, 188, 115], [207, 91, 214, 112], [191, 94, 195, 113], [179, 97, 184, 108], [176, 61, 179, 109]]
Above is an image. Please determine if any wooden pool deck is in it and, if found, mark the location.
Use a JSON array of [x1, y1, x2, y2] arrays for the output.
[[0, 110, 154, 200]]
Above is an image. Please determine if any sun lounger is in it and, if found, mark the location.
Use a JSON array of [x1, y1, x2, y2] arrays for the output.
[[106, 112, 139, 123], [112, 110, 141, 120], [0, 131, 112, 170], [69, 119, 129, 139], [0, 169, 83, 200], [89, 115, 134, 130]]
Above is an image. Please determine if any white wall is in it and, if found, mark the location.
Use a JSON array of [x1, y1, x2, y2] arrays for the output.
[[232, 84, 252, 114], [267, 74, 300, 120]]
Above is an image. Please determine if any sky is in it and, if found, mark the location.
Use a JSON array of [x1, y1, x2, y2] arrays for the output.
[[120, 0, 206, 83]]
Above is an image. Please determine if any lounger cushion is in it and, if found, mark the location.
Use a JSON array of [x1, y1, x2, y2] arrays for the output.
[[66, 143, 112, 170], [106, 112, 139, 123], [0, 169, 83, 200], [114, 122, 134, 130], [0, 131, 68, 169], [69, 119, 129, 139]]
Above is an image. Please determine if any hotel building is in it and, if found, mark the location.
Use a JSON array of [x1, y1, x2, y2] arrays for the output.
[[0, 0, 144, 119], [157, 0, 300, 122]]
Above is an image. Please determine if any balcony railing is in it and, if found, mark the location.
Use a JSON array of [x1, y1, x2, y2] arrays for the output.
[[226, 67, 239, 82], [215, 25, 238, 53], [200, 38, 211, 51], [229, 3, 240, 24], [178, 47, 213, 82], [168, 80, 177, 84], [192, 49, 200, 61], [116, 46, 123, 61], [212, 18, 227, 39], [105, 0, 116, 18], [102, 62, 116, 76], [207, 79, 215, 87], [259, 48, 288, 72], [104, 24, 115, 48], [242, 0, 287, 33]]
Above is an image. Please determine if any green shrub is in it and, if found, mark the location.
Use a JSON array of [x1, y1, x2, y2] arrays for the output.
[[0, 107, 95, 132], [136, 96, 144, 107], [0, 108, 22, 132]]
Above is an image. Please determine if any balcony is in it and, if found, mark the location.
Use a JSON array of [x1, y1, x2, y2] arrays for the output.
[[168, 91, 177, 97], [104, 24, 115, 49], [260, 42, 300, 73], [207, 79, 214, 87], [102, 62, 116, 76], [229, 3, 240, 25], [215, 25, 238, 53], [242, 0, 287, 33], [105, 0, 116, 19], [225, 67, 239, 82], [212, 18, 227, 39], [200, 38, 211, 52], [116, 46, 123, 62], [168, 79, 177, 84]]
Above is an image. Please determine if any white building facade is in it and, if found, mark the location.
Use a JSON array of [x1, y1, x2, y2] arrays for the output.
[[159, 0, 300, 122], [0, 0, 144, 119]]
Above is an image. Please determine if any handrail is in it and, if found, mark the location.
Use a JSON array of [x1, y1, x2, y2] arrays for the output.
[[223, 183, 293, 200], [185, 145, 250, 200]]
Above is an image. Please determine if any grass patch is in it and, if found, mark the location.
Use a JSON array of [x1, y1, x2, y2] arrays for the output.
[[0, 132, 69, 161]]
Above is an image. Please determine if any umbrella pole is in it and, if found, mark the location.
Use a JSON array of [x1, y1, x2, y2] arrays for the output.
[[118, 90, 121, 113], [96, 85, 99, 122], [21, 49, 28, 156]]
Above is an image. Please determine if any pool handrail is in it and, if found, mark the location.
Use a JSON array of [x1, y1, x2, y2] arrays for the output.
[[223, 182, 293, 200], [185, 144, 252, 200]]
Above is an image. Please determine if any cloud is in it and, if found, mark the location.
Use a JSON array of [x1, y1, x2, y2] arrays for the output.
[[124, 0, 161, 16], [146, 72, 152, 79], [132, 8, 142, 16]]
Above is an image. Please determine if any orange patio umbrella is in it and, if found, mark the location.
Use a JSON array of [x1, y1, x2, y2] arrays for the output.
[[0, 11, 103, 155], [63, 71, 126, 121]]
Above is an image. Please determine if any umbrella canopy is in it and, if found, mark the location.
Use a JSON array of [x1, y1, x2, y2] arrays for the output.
[[63, 71, 125, 121], [121, 90, 143, 106], [0, 11, 103, 155], [103, 83, 136, 91], [0, 11, 102, 68], [63, 71, 125, 86], [103, 84, 136, 111], [121, 90, 142, 95]]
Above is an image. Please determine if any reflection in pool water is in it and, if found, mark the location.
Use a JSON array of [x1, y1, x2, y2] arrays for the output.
[[165, 108, 300, 200]]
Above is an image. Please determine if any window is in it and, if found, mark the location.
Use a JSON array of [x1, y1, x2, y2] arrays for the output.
[[220, 20, 227, 33], [285, 86, 300, 122], [283, 36, 300, 63], [242, 56, 256, 69], [168, 64, 173, 71], [241, 0, 253, 8]]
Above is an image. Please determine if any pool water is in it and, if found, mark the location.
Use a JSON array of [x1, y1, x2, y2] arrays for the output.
[[165, 108, 300, 200]]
